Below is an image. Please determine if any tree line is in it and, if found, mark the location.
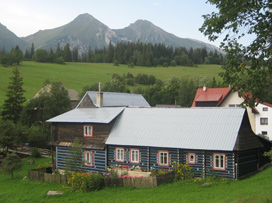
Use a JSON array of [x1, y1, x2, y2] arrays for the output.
[[0, 41, 224, 67], [81, 72, 225, 106]]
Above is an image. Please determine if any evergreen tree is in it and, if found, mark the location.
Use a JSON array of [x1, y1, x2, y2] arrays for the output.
[[11, 45, 23, 65], [72, 47, 78, 62], [2, 67, 26, 124], [30, 43, 35, 59], [63, 43, 72, 62], [1, 153, 22, 179]]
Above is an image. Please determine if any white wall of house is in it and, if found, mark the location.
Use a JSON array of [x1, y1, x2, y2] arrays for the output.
[[255, 103, 272, 140], [220, 92, 256, 134]]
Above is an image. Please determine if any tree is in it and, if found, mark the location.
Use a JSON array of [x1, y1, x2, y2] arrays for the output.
[[63, 43, 72, 62], [200, 0, 272, 106], [33, 49, 48, 62], [21, 81, 71, 128], [0, 119, 16, 154], [65, 138, 83, 172], [1, 153, 22, 179], [2, 67, 26, 124], [11, 45, 23, 65]]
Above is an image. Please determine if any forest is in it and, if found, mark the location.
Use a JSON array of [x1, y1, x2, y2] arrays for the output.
[[0, 41, 224, 67]]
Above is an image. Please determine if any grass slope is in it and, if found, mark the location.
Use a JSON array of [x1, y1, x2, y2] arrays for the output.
[[0, 62, 222, 107], [0, 157, 271, 203]]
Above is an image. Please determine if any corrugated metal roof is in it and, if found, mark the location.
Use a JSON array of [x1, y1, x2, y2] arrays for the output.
[[46, 107, 124, 123], [106, 107, 246, 151], [79, 91, 150, 107]]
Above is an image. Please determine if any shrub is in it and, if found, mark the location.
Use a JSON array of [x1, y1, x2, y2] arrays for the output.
[[66, 172, 104, 192], [1, 153, 22, 179], [113, 60, 119, 66], [30, 148, 41, 158], [172, 161, 194, 181], [264, 148, 272, 162]]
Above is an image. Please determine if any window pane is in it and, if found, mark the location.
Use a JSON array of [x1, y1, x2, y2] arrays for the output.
[[215, 155, 219, 167], [135, 151, 138, 161], [132, 151, 135, 161], [220, 155, 224, 168], [190, 155, 194, 161]]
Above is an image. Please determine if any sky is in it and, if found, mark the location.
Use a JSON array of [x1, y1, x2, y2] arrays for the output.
[[0, 0, 253, 48]]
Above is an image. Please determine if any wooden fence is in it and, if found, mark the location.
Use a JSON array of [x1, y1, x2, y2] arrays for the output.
[[28, 169, 175, 188]]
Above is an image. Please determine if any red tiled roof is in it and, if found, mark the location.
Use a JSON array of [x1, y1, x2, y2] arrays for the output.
[[241, 91, 272, 113], [192, 88, 231, 107]]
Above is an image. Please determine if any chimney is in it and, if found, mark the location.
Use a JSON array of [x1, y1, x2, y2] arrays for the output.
[[203, 84, 207, 92], [96, 82, 103, 107]]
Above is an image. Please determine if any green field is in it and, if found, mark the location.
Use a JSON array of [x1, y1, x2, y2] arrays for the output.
[[0, 157, 271, 203], [0, 62, 222, 106]]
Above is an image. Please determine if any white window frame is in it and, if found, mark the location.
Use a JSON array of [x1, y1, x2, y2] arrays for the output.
[[188, 153, 196, 164], [84, 151, 93, 166], [213, 153, 226, 171], [115, 147, 125, 162], [84, 125, 93, 137], [263, 107, 268, 111], [158, 150, 169, 166], [130, 149, 140, 164], [260, 118, 268, 125]]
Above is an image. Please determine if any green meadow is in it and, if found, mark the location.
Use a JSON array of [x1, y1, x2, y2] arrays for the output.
[[0, 61, 222, 106], [0, 157, 271, 203]]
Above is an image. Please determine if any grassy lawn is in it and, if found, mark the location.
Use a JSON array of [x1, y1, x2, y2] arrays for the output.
[[0, 157, 271, 202], [0, 62, 222, 107]]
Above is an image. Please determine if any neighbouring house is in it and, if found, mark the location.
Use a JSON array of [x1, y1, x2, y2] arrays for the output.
[[192, 86, 272, 140], [47, 90, 271, 179], [47, 89, 151, 171], [34, 84, 80, 108]]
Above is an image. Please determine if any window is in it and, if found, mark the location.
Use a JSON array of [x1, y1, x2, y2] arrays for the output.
[[84, 125, 93, 137], [229, 104, 240, 107], [213, 153, 226, 171], [260, 118, 268, 125], [262, 131, 267, 135], [84, 151, 93, 166], [263, 107, 268, 111], [130, 149, 140, 164], [188, 153, 196, 164], [115, 147, 125, 162], [158, 150, 169, 166]]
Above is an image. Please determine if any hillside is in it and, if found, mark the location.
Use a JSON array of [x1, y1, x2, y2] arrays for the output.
[[0, 23, 29, 51], [113, 20, 209, 50], [0, 62, 222, 107], [0, 13, 222, 54]]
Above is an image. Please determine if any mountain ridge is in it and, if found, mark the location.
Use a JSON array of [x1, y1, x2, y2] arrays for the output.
[[0, 13, 222, 54]]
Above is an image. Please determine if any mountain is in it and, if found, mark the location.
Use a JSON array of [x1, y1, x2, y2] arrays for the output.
[[0, 23, 29, 51], [1, 13, 222, 54], [23, 14, 118, 55], [113, 20, 209, 50]]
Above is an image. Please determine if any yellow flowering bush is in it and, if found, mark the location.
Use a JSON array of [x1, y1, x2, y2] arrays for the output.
[[172, 161, 194, 181], [65, 171, 104, 192]]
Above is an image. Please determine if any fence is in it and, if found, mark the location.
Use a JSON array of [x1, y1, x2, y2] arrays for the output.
[[28, 169, 175, 188]]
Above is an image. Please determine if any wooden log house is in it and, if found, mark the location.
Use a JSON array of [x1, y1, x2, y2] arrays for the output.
[[47, 89, 271, 179]]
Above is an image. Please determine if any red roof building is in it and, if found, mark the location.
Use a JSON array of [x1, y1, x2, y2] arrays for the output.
[[192, 86, 231, 107]]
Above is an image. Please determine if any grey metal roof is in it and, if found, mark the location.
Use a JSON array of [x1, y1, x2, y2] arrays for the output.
[[106, 107, 246, 151], [77, 91, 150, 107], [46, 107, 124, 124]]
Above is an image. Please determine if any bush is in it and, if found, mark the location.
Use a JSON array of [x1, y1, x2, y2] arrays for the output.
[[1, 153, 22, 178], [113, 60, 119, 66], [171, 161, 194, 181], [30, 148, 41, 158], [66, 172, 105, 192]]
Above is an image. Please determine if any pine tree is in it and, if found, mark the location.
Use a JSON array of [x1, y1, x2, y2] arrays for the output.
[[2, 67, 26, 124]]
